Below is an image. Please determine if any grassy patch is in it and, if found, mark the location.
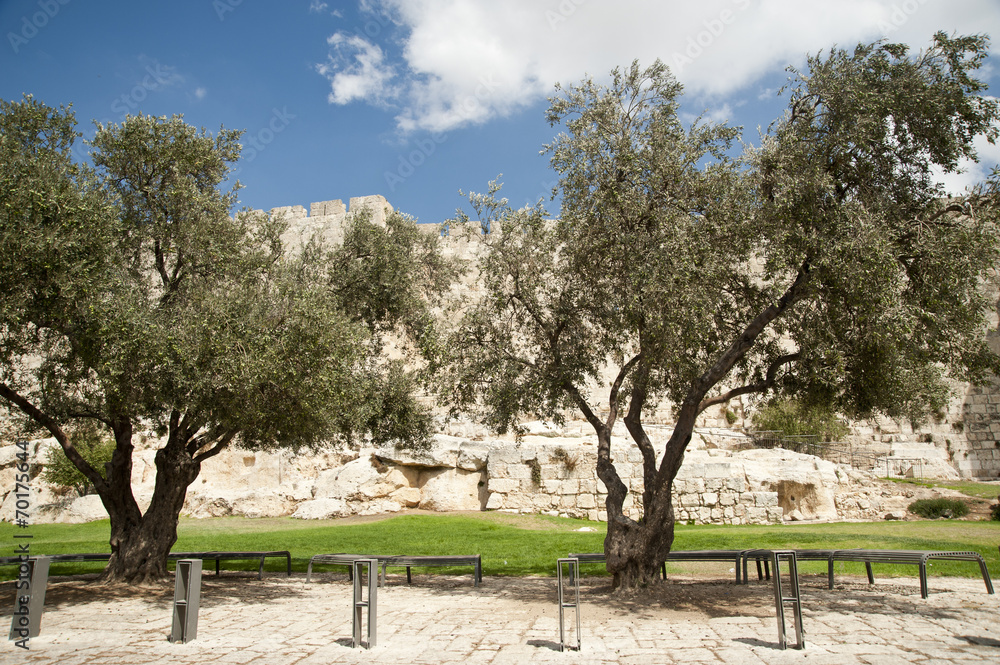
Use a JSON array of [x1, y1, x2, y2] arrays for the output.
[[889, 478, 1000, 500], [2, 514, 998, 581]]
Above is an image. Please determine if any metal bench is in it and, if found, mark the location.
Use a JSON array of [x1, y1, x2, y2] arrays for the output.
[[306, 553, 482, 586], [380, 555, 483, 587], [742, 549, 994, 598], [568, 550, 757, 583], [307, 553, 390, 583], [1, 550, 291, 580], [168, 551, 292, 580]]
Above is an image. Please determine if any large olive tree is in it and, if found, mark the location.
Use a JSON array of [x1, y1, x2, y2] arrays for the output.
[[0, 98, 452, 583], [440, 33, 1000, 589]]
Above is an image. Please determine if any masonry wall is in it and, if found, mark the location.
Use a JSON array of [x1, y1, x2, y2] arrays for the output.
[[274, 195, 1000, 480], [481, 442, 785, 525]]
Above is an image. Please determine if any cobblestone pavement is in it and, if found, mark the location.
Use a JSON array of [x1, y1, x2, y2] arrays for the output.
[[2, 571, 999, 664]]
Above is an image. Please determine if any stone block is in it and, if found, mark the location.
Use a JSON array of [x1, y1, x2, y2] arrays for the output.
[[724, 477, 745, 493], [755, 492, 778, 507], [488, 478, 519, 494]]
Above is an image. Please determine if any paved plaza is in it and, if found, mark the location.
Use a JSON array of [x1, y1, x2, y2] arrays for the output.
[[2, 570, 999, 664]]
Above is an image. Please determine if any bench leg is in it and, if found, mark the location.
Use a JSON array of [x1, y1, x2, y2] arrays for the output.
[[978, 556, 994, 595], [827, 559, 835, 590], [865, 562, 875, 585], [258, 556, 265, 580]]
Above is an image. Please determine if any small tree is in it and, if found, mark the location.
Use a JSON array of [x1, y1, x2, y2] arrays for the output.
[[41, 424, 115, 497], [751, 399, 849, 441], [440, 34, 1000, 590]]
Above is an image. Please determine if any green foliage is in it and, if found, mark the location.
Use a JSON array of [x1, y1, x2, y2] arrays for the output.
[[724, 409, 739, 426], [525, 458, 542, 485], [41, 425, 115, 497], [552, 447, 577, 472], [751, 399, 849, 441], [908, 498, 970, 519]]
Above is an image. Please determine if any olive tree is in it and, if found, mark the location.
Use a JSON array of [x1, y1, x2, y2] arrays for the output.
[[0, 98, 452, 583], [440, 33, 1000, 589]]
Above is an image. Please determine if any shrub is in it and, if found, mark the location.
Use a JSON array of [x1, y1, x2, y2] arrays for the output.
[[551, 447, 577, 473], [751, 398, 849, 441], [907, 498, 969, 519], [525, 458, 542, 485], [41, 424, 114, 497]]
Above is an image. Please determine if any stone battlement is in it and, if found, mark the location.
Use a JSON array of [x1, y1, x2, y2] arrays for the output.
[[268, 194, 394, 251]]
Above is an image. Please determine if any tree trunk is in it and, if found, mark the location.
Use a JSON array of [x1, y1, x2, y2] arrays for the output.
[[98, 427, 201, 585], [603, 485, 676, 590], [596, 423, 677, 590]]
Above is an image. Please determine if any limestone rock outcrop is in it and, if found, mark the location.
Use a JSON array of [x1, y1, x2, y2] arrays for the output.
[[0, 422, 971, 526]]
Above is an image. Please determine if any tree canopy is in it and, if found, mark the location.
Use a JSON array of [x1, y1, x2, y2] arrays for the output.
[[0, 97, 453, 582], [440, 32, 1000, 589]]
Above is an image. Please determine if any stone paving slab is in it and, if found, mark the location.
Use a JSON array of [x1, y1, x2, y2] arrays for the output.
[[2, 572, 999, 664]]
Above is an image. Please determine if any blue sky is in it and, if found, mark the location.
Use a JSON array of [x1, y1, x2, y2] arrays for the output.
[[3, 0, 999, 226]]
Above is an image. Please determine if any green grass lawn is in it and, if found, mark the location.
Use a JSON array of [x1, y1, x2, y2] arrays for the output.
[[2, 513, 999, 581]]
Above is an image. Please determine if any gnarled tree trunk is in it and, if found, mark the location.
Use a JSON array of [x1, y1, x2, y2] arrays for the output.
[[595, 421, 678, 590], [98, 422, 202, 585]]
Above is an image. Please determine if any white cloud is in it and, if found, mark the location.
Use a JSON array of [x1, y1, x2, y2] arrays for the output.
[[318, 0, 1000, 133], [194, 87, 207, 100], [934, 132, 1000, 195], [309, 1, 329, 13], [317, 33, 397, 105]]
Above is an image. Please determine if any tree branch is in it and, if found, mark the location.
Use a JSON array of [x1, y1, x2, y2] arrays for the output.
[[192, 431, 236, 463], [698, 353, 801, 412], [0, 382, 104, 489]]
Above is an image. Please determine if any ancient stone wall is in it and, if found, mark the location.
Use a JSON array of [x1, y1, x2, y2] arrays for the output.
[[2, 425, 914, 526], [263, 194, 1000, 479]]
